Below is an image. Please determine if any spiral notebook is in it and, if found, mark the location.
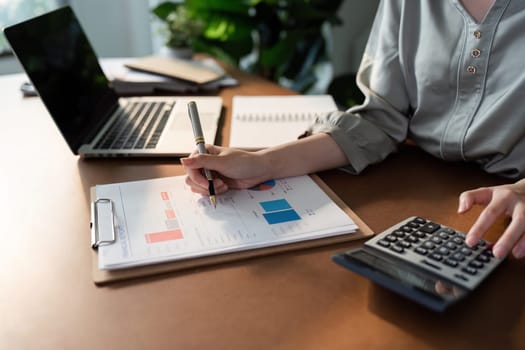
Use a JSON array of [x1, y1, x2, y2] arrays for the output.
[[229, 95, 338, 149]]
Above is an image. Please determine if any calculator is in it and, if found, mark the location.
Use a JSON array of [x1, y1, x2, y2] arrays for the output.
[[332, 216, 505, 312]]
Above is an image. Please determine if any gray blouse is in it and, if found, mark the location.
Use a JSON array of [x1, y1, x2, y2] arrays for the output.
[[309, 0, 525, 178]]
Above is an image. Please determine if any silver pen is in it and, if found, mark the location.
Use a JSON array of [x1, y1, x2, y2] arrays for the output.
[[187, 101, 217, 208]]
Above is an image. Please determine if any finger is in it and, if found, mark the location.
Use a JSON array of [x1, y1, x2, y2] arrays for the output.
[[181, 154, 224, 173], [512, 233, 525, 259], [183, 163, 210, 186], [180, 156, 200, 169], [493, 212, 525, 258], [458, 187, 493, 213], [465, 200, 506, 247], [434, 280, 452, 295], [204, 144, 224, 155], [184, 175, 209, 195], [212, 178, 229, 194], [184, 173, 229, 195]]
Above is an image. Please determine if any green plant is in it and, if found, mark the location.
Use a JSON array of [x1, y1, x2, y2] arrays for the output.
[[151, 0, 343, 93], [152, 2, 204, 48]]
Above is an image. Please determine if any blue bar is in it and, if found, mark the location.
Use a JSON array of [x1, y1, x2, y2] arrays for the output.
[[260, 199, 292, 212], [263, 209, 301, 225]]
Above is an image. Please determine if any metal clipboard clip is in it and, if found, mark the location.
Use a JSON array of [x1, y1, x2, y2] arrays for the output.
[[90, 198, 116, 249]]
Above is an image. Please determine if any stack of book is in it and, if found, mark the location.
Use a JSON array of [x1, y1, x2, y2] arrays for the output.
[[101, 56, 238, 95]]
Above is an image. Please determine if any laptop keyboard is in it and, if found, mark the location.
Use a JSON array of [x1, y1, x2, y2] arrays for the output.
[[94, 101, 173, 150]]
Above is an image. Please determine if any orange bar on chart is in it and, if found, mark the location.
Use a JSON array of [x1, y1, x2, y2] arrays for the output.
[[145, 229, 183, 243], [165, 209, 176, 219]]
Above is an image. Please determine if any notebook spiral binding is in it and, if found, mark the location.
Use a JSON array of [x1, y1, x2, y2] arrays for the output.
[[235, 112, 321, 122]]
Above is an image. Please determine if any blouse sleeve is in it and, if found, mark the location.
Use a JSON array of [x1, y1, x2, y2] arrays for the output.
[[308, 0, 412, 174]]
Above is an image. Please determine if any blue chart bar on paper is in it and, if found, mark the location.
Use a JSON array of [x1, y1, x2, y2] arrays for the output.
[[260, 199, 301, 225], [260, 199, 292, 212], [263, 210, 301, 224]]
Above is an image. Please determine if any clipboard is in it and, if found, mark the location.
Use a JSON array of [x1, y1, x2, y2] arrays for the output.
[[89, 175, 373, 285]]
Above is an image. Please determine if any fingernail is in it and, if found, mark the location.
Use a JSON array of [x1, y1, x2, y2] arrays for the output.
[[513, 246, 525, 259], [492, 244, 505, 259], [458, 200, 466, 213]]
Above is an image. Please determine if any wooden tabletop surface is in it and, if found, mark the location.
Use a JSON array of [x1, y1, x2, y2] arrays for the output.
[[1, 66, 524, 350]]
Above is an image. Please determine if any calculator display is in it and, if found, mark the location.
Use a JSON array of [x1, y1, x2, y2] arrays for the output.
[[350, 249, 467, 302]]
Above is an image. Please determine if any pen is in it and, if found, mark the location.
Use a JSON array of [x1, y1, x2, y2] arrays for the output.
[[187, 101, 217, 208]]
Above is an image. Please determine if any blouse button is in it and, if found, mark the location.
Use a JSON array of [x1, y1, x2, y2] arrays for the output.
[[467, 65, 477, 74], [471, 48, 481, 58], [473, 30, 482, 39]]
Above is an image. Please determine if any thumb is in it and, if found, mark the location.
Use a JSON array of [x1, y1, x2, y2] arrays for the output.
[[181, 154, 220, 171]]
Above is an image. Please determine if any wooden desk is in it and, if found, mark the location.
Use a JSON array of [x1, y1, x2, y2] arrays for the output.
[[1, 68, 524, 350]]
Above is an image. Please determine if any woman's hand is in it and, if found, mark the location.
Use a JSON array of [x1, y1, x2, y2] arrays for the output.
[[182, 133, 349, 196], [458, 178, 525, 259], [181, 145, 273, 195]]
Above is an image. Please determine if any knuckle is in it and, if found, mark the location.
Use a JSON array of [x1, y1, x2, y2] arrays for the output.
[[459, 191, 470, 200], [497, 189, 515, 202], [512, 209, 525, 223], [481, 205, 502, 219]]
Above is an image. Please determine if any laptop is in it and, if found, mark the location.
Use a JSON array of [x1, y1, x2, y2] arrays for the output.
[[3, 6, 223, 157]]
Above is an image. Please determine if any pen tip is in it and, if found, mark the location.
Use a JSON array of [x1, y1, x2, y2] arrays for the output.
[[210, 195, 217, 208]]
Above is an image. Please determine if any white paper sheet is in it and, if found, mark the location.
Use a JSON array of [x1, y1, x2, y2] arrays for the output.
[[95, 175, 357, 269]]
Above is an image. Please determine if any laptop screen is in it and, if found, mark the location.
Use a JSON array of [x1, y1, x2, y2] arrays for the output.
[[4, 6, 119, 154]]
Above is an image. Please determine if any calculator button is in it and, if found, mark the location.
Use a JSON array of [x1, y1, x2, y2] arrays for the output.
[[431, 236, 442, 244], [413, 231, 426, 238], [377, 239, 391, 248], [477, 240, 487, 247], [429, 253, 443, 261], [468, 260, 484, 269], [454, 273, 469, 281], [476, 254, 490, 263], [452, 236, 464, 245], [385, 235, 398, 242], [415, 247, 428, 255], [451, 253, 466, 262], [422, 241, 435, 250], [390, 245, 404, 253], [438, 231, 451, 239], [393, 230, 406, 238], [441, 228, 456, 235], [483, 249, 494, 258], [407, 221, 420, 229], [444, 259, 459, 268], [437, 247, 450, 256], [401, 225, 414, 233], [459, 247, 473, 256], [413, 217, 426, 224], [445, 241, 458, 250], [405, 235, 419, 243], [462, 267, 478, 275], [397, 241, 411, 249], [419, 222, 441, 233]]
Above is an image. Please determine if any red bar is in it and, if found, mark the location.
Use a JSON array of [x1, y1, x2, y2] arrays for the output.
[[145, 229, 183, 243], [165, 209, 176, 219]]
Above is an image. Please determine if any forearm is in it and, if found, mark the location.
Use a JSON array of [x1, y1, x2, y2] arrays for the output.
[[257, 133, 349, 179]]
